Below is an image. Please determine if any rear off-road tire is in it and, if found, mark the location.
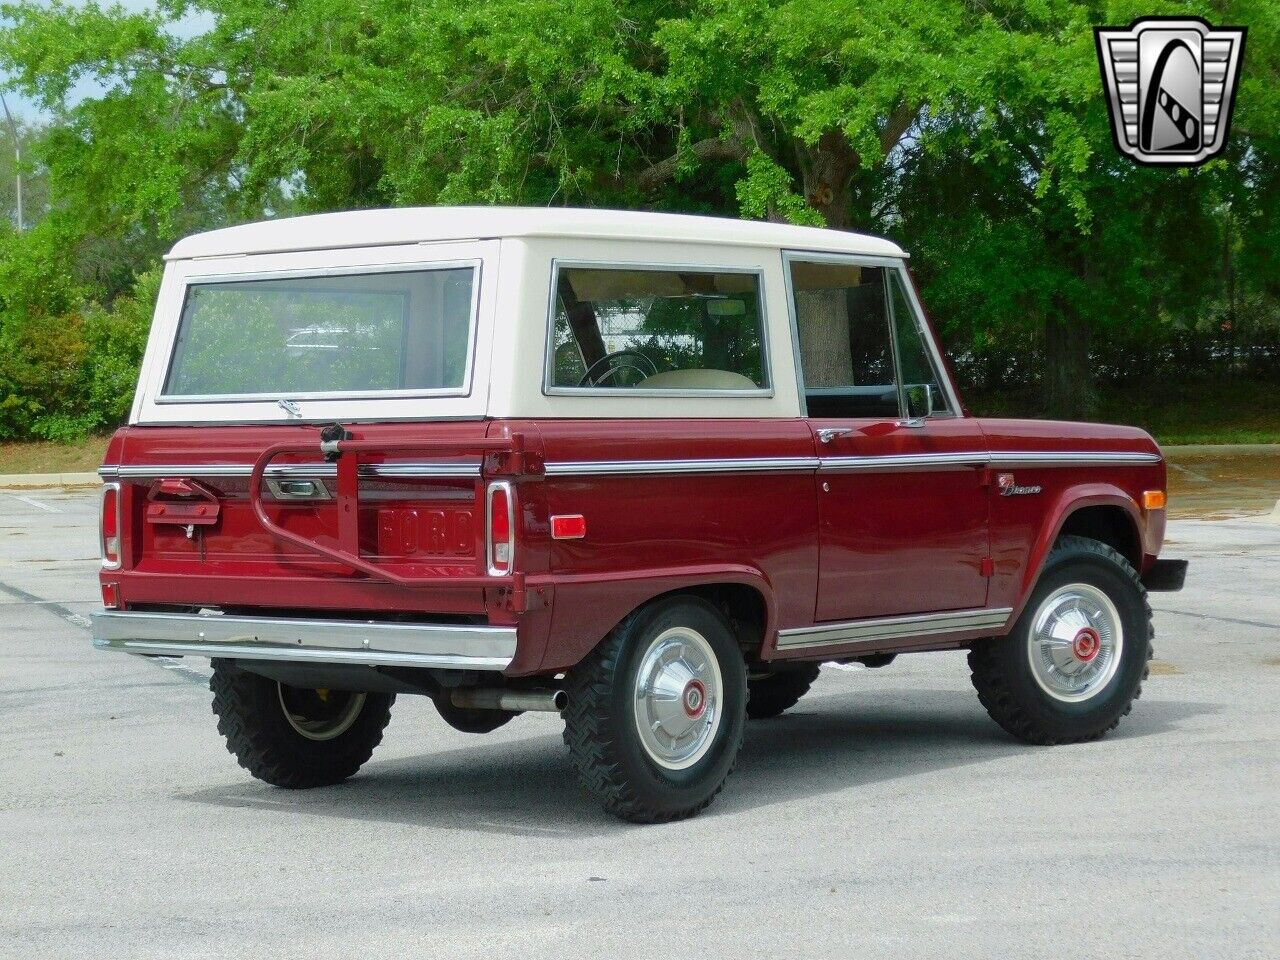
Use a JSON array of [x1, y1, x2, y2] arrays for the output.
[[210, 661, 394, 788], [968, 535, 1153, 745], [562, 596, 747, 823]]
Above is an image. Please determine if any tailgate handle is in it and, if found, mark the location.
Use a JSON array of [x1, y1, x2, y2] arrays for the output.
[[145, 477, 221, 526], [265, 478, 330, 501]]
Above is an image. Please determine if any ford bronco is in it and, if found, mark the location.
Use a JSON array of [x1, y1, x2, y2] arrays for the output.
[[93, 207, 1187, 822]]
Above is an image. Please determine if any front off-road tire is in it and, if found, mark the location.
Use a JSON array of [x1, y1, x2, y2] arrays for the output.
[[747, 664, 821, 719], [969, 535, 1153, 745], [210, 661, 394, 788], [562, 596, 748, 823]]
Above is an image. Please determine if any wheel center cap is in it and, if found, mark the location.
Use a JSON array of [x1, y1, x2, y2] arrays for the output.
[[682, 679, 707, 719], [1072, 627, 1102, 663]]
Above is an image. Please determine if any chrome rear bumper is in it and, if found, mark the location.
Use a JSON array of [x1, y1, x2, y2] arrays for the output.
[[91, 610, 516, 671]]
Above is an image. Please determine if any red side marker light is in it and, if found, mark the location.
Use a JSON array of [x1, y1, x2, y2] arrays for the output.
[[550, 514, 587, 540], [101, 582, 120, 609]]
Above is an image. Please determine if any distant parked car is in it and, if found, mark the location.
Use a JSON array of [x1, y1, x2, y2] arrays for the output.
[[93, 208, 1187, 821]]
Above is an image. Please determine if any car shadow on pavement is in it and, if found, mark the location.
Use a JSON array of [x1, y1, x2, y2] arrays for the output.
[[719, 689, 1212, 816], [177, 688, 1213, 837]]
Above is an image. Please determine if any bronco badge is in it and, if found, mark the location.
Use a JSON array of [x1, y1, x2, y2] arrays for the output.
[[1095, 17, 1246, 167], [997, 473, 1041, 497]]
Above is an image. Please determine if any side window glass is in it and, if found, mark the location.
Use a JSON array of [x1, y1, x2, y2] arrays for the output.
[[888, 272, 952, 416], [788, 261, 898, 418], [548, 267, 768, 391]]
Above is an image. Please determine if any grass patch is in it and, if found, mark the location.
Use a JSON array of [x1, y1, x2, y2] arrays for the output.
[[969, 381, 1280, 446], [1097, 382, 1280, 445], [0, 435, 110, 475]]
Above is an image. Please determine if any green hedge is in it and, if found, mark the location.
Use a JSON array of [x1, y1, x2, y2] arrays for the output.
[[0, 232, 157, 441]]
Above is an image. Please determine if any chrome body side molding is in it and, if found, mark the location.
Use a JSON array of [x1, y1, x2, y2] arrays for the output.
[[775, 607, 1014, 652], [544, 457, 822, 477], [91, 610, 515, 671], [99, 462, 483, 480], [818, 452, 988, 472], [99, 450, 1161, 481], [543, 451, 1159, 477], [987, 452, 1162, 468]]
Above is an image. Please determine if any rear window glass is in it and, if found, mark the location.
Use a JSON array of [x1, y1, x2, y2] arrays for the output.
[[163, 267, 476, 398], [549, 266, 768, 391]]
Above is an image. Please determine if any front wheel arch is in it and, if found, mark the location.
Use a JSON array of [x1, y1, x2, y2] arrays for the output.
[[1058, 504, 1142, 569], [1014, 489, 1146, 623]]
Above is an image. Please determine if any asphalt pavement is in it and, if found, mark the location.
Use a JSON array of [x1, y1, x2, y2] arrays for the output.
[[1, 487, 1277, 959]]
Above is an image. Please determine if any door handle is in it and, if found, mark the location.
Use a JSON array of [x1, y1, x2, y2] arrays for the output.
[[816, 428, 854, 444]]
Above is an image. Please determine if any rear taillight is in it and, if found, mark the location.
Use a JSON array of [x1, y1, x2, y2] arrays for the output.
[[486, 481, 514, 575], [100, 481, 122, 570], [100, 482, 122, 570]]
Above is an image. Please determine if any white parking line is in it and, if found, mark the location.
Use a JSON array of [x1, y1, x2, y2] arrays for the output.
[[6, 493, 61, 514], [151, 656, 213, 684]]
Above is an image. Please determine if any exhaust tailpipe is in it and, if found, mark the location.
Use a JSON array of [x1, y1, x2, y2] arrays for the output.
[[450, 687, 567, 713]]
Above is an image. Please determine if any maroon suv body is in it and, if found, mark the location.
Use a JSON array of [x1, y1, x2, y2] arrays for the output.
[[93, 208, 1186, 821]]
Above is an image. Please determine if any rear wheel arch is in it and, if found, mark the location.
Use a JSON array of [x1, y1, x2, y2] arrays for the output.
[[538, 569, 778, 674], [678, 582, 770, 657], [601, 581, 772, 664]]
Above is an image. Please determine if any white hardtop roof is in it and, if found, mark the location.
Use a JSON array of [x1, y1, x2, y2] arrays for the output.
[[166, 206, 907, 261]]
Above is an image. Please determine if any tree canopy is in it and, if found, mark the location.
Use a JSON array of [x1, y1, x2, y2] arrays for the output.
[[0, 0, 1277, 437]]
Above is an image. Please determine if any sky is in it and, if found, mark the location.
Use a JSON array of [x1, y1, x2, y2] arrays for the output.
[[2, 0, 211, 121]]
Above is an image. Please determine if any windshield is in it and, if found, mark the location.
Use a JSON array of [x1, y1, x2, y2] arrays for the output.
[[163, 266, 477, 398]]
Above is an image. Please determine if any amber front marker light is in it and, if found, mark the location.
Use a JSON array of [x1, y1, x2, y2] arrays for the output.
[[1142, 490, 1167, 511]]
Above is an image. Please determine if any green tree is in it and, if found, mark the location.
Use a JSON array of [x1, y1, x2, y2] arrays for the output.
[[0, 0, 1277, 429], [0, 112, 47, 230]]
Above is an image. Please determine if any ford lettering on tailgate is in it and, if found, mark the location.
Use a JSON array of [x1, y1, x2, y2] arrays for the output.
[[376, 505, 475, 558]]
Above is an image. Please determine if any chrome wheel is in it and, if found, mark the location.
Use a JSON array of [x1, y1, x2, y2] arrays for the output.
[[633, 626, 723, 770], [277, 684, 366, 741], [1027, 583, 1124, 703]]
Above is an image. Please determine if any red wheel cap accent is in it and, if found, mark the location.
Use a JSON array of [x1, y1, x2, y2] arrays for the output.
[[682, 679, 707, 719], [1073, 627, 1101, 663]]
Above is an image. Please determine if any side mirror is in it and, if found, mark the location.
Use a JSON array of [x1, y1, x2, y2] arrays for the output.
[[904, 383, 934, 424]]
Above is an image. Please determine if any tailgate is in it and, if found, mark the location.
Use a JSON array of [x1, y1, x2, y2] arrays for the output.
[[100, 422, 537, 616]]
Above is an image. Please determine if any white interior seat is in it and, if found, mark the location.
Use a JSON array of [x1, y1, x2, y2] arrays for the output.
[[635, 369, 760, 390]]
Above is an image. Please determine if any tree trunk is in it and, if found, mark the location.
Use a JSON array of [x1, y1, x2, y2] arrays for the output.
[[794, 288, 855, 386], [801, 132, 856, 230], [1041, 311, 1097, 421], [791, 134, 860, 385]]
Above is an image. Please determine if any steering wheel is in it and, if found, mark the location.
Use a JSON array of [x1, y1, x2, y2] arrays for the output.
[[578, 350, 659, 387]]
